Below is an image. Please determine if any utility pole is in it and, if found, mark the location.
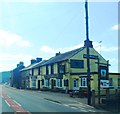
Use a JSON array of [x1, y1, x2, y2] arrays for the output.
[[84, 0, 92, 105]]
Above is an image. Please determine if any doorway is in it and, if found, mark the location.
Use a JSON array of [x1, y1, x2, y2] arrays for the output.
[[38, 80, 40, 90]]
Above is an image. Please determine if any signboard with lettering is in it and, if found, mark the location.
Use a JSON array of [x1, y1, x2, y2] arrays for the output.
[[100, 80, 109, 88], [83, 54, 98, 59]]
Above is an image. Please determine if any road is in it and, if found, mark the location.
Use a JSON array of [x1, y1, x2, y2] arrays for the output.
[[1, 85, 106, 113]]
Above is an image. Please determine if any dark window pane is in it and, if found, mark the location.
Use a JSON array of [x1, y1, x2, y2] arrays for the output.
[[70, 60, 84, 68]]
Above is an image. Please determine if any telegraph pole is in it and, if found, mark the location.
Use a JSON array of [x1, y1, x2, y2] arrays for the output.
[[84, 0, 93, 105]]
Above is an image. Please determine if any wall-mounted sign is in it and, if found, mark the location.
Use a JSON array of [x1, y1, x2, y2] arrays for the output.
[[83, 54, 98, 59], [100, 80, 109, 88], [99, 66, 108, 80]]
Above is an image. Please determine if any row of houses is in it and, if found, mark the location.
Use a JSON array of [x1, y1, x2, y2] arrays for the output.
[[10, 45, 120, 96]]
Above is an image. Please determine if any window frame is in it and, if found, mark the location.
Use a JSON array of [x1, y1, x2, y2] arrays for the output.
[[80, 77, 87, 88]]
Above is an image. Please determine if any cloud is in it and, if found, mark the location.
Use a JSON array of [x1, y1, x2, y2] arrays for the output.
[[0, 29, 30, 47], [40, 42, 118, 55], [93, 42, 118, 52], [0, 53, 33, 72], [40, 45, 56, 54], [111, 24, 120, 31], [40, 43, 84, 54]]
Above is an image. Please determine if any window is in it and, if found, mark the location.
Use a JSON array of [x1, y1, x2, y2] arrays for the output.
[[46, 65, 49, 75], [109, 78, 113, 87], [73, 79, 78, 87], [58, 64, 65, 74], [80, 77, 87, 87], [32, 68, 34, 76], [32, 80, 36, 87], [42, 79, 44, 85], [70, 59, 84, 68], [45, 79, 49, 87], [59, 65, 65, 74], [118, 78, 120, 87], [56, 79, 62, 87], [64, 79, 69, 87], [51, 64, 54, 74], [32, 76, 36, 87], [38, 66, 41, 75]]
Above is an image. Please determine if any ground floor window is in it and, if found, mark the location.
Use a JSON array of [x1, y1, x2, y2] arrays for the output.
[[32, 80, 36, 87], [64, 79, 69, 87], [45, 79, 49, 87], [109, 78, 113, 87], [73, 79, 78, 87], [56, 79, 62, 88], [118, 78, 120, 87], [80, 77, 87, 88], [73, 79, 79, 90]]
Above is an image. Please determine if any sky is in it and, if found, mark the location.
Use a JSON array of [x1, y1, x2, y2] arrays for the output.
[[0, 0, 119, 73]]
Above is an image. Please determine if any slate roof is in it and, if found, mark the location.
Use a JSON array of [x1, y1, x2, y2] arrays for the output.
[[20, 47, 85, 71], [41, 47, 85, 66]]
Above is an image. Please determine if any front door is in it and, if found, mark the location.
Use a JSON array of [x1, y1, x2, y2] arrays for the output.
[[73, 79, 79, 90], [38, 80, 40, 90]]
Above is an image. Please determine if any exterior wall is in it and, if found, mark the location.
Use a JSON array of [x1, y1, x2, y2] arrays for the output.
[[70, 48, 107, 73], [19, 47, 120, 97]]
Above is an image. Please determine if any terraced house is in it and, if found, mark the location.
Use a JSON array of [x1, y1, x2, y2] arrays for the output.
[[20, 46, 120, 95]]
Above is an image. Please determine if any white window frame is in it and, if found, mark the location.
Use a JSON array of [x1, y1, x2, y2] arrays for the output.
[[56, 79, 62, 88], [45, 79, 49, 87], [73, 79, 79, 90], [80, 77, 87, 88]]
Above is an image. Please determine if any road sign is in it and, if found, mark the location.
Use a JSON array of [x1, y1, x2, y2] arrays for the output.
[[83, 54, 98, 59]]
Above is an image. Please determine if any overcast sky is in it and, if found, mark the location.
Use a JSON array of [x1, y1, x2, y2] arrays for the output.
[[0, 1, 119, 73]]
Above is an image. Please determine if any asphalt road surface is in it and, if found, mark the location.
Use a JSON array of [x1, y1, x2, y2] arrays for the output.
[[1, 85, 106, 113]]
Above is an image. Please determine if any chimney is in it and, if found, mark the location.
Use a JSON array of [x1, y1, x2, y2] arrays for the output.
[[19, 61, 24, 66], [56, 52, 61, 56], [17, 62, 24, 67], [36, 58, 42, 63], [31, 59, 36, 64]]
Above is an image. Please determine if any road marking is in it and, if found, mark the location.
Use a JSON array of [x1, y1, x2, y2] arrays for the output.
[[64, 104, 69, 107], [70, 107, 78, 109], [5, 100, 10, 107], [13, 100, 21, 107], [88, 109, 96, 112]]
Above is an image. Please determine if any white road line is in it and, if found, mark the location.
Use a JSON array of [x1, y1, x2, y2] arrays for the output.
[[64, 104, 69, 107], [13, 100, 21, 106], [5, 100, 10, 107], [7, 96, 11, 99], [80, 109, 88, 112], [70, 107, 78, 109], [79, 107, 85, 110], [88, 109, 96, 112]]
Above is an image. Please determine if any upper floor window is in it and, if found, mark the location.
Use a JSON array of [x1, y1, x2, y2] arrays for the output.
[[38, 66, 41, 75], [46, 65, 49, 75], [70, 59, 84, 68], [58, 63, 65, 74], [51, 64, 54, 74], [32, 68, 34, 76]]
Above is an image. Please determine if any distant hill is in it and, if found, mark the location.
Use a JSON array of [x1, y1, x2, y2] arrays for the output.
[[0, 71, 11, 83]]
